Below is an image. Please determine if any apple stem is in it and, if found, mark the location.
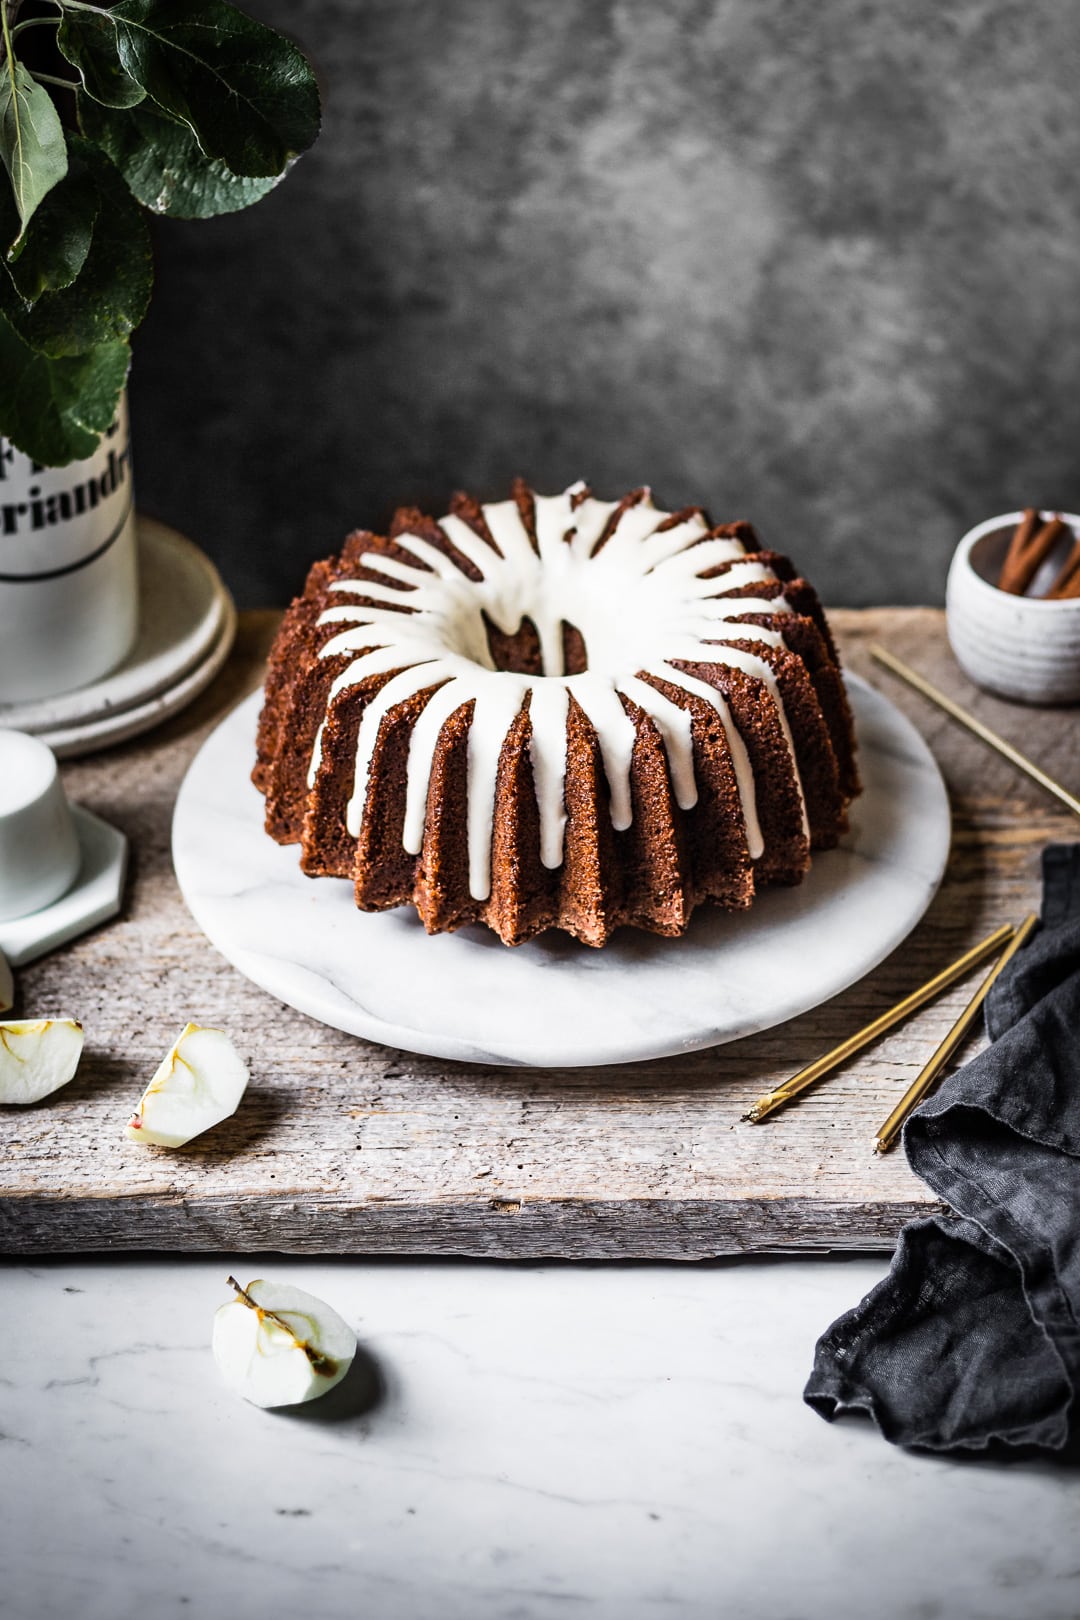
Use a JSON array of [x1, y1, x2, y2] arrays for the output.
[[226, 1274, 257, 1307], [225, 1276, 337, 1376]]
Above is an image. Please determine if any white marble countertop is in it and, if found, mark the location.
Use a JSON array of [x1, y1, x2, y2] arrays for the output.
[[6, 1255, 1079, 1620]]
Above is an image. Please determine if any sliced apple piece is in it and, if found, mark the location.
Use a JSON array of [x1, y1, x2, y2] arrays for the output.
[[0, 949, 12, 1014], [0, 1019, 83, 1104], [212, 1276, 357, 1408], [125, 1023, 248, 1148]]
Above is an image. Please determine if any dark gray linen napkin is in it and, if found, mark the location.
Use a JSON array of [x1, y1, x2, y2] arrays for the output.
[[805, 843, 1080, 1452]]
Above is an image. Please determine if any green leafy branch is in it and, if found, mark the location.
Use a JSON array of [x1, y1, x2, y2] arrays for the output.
[[0, 0, 320, 464]]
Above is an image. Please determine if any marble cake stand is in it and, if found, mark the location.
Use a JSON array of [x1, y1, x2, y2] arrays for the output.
[[172, 675, 950, 1067]]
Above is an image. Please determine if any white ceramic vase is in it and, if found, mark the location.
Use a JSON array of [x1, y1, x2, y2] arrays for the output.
[[0, 394, 138, 704]]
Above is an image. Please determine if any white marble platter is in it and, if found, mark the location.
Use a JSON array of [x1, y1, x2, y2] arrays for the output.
[[0, 518, 236, 758], [172, 676, 950, 1067]]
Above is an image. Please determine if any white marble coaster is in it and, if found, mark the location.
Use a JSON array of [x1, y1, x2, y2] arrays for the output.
[[0, 806, 128, 969], [0, 518, 235, 756], [172, 677, 950, 1067]]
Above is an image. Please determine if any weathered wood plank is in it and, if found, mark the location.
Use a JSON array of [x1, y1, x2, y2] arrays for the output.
[[1, 608, 1073, 1257]]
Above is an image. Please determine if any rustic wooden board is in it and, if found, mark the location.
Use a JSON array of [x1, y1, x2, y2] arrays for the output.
[[1, 609, 1074, 1257]]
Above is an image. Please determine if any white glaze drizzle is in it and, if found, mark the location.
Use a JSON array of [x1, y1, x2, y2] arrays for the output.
[[309, 485, 806, 902]]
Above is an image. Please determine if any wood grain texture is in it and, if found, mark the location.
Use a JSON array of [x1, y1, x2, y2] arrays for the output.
[[1, 609, 1075, 1257]]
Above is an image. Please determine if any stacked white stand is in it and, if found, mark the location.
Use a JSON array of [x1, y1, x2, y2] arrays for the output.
[[0, 518, 236, 759]]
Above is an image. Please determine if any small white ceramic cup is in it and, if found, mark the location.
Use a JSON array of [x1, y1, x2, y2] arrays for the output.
[[0, 730, 82, 921], [945, 511, 1080, 705]]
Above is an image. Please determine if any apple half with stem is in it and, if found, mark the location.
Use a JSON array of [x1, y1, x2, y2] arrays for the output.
[[212, 1277, 358, 1408], [125, 1023, 249, 1147], [0, 1019, 84, 1104], [0, 949, 13, 1015]]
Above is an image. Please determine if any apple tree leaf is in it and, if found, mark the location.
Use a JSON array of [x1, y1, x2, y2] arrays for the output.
[[0, 139, 151, 357], [57, 6, 147, 110], [74, 0, 320, 179], [0, 56, 68, 245], [1, 141, 101, 301], [0, 311, 129, 465], [80, 95, 280, 218]]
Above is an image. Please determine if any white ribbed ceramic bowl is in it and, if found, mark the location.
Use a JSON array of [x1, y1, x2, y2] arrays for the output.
[[946, 511, 1080, 705]]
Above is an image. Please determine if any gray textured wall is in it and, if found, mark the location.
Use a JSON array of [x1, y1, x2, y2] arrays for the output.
[[130, 0, 1080, 608]]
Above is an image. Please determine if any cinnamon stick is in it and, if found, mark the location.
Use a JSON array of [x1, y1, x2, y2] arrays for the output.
[[997, 508, 1040, 594], [1045, 541, 1080, 600], [998, 511, 1069, 595]]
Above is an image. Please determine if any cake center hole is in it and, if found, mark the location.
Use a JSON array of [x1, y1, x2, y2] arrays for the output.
[[482, 613, 589, 676]]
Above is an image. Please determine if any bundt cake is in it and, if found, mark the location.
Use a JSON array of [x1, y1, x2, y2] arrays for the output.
[[254, 480, 859, 947]]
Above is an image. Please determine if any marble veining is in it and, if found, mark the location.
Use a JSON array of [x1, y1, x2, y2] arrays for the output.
[[3, 1256, 1079, 1620], [172, 676, 949, 1066]]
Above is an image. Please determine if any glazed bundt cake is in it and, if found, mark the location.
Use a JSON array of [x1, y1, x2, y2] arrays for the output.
[[255, 480, 859, 947]]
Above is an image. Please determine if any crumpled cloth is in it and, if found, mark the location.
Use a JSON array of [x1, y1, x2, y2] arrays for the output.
[[805, 843, 1080, 1452]]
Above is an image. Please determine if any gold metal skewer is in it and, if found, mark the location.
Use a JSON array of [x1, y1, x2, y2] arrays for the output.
[[873, 913, 1039, 1154], [743, 923, 1016, 1124], [869, 645, 1080, 822]]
